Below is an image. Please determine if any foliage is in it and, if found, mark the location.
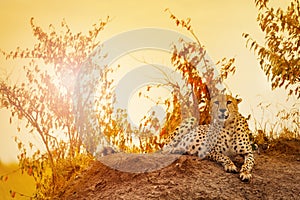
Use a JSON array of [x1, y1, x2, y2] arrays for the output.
[[243, 0, 300, 98], [160, 9, 236, 141], [0, 11, 237, 198], [76, 10, 237, 154], [75, 60, 164, 154], [0, 17, 108, 198]]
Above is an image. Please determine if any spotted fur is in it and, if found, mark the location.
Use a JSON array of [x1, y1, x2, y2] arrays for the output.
[[162, 94, 254, 182]]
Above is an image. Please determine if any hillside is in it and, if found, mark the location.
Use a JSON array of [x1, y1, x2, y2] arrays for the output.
[[56, 140, 300, 200]]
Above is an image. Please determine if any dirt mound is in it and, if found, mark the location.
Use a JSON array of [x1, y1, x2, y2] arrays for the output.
[[57, 141, 300, 200], [96, 152, 181, 173]]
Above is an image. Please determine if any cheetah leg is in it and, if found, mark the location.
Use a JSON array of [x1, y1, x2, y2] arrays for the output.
[[239, 152, 254, 182], [208, 151, 238, 173]]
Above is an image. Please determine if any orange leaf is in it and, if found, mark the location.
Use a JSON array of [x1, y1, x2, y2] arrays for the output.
[[28, 167, 33, 176], [10, 190, 16, 198]]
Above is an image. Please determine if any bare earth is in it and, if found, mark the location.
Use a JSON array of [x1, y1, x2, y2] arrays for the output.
[[57, 140, 300, 200]]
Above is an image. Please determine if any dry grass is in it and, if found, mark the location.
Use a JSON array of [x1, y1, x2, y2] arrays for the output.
[[252, 101, 299, 149]]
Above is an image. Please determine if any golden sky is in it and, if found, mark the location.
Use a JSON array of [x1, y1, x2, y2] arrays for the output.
[[0, 0, 293, 163]]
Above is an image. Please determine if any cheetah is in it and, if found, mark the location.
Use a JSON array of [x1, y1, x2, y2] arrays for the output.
[[162, 94, 254, 182]]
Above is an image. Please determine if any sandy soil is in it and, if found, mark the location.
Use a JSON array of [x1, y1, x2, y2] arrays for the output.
[[56, 140, 300, 200]]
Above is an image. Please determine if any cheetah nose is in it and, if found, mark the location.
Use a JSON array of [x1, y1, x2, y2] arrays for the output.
[[219, 109, 226, 113]]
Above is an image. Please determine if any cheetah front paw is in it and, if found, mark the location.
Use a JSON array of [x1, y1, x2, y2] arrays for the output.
[[239, 171, 252, 182], [224, 163, 238, 173]]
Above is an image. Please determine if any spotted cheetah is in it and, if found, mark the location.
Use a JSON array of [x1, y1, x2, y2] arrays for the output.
[[162, 94, 254, 182]]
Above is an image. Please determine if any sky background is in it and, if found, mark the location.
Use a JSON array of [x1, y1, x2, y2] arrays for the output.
[[0, 0, 295, 163]]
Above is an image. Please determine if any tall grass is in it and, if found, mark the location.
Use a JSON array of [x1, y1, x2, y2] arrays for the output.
[[252, 101, 299, 146]]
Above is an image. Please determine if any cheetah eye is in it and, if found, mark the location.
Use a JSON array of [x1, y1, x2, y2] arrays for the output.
[[227, 100, 232, 105], [214, 101, 219, 105]]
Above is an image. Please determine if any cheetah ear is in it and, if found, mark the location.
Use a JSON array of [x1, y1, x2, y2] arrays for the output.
[[236, 98, 242, 104]]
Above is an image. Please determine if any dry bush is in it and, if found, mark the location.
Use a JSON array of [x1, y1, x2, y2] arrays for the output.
[[243, 0, 300, 98], [0, 17, 108, 199]]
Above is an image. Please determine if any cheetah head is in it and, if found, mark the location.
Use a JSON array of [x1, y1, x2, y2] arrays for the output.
[[210, 94, 242, 123]]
